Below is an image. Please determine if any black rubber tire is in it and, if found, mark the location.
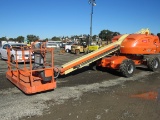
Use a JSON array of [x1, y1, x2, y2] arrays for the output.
[[11, 55, 15, 64], [119, 59, 135, 78], [75, 49, 80, 55], [147, 57, 160, 71], [66, 49, 69, 53]]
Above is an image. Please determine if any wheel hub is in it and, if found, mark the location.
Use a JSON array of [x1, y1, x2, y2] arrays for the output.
[[127, 64, 134, 74]]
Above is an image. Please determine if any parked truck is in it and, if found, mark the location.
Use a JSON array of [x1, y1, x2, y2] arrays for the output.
[[64, 42, 75, 53]]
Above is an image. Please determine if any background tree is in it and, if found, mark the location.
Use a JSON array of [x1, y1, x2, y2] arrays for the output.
[[16, 36, 24, 43], [44, 38, 49, 42], [99, 30, 112, 44], [112, 32, 120, 37], [105, 30, 114, 44], [92, 35, 97, 41], [99, 30, 121, 44], [27, 35, 39, 44], [99, 30, 108, 41], [9, 38, 15, 41], [0, 37, 7, 41], [51, 36, 60, 41]]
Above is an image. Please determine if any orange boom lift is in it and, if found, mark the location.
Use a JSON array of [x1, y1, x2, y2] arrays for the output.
[[97, 29, 160, 77], [5, 29, 160, 94]]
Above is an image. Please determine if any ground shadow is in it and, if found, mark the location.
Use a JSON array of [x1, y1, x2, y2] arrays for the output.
[[58, 65, 122, 79]]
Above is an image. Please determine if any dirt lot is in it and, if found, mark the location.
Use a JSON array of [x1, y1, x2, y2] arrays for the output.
[[1, 48, 160, 120]]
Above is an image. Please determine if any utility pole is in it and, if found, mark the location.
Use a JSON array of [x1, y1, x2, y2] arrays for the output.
[[88, 0, 96, 45]]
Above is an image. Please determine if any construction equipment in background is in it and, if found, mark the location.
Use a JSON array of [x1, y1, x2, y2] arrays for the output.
[[71, 38, 101, 54], [71, 42, 101, 54], [71, 39, 88, 54]]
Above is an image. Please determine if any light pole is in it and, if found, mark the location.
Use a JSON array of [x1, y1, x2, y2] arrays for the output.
[[88, 0, 96, 46]]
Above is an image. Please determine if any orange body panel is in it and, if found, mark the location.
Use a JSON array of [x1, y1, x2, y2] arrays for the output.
[[120, 34, 160, 54], [98, 55, 144, 69], [98, 56, 127, 69]]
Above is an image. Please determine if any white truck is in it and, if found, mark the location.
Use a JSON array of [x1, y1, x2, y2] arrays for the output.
[[64, 42, 75, 53]]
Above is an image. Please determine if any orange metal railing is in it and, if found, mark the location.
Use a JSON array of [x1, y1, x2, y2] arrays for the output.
[[6, 41, 56, 94]]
